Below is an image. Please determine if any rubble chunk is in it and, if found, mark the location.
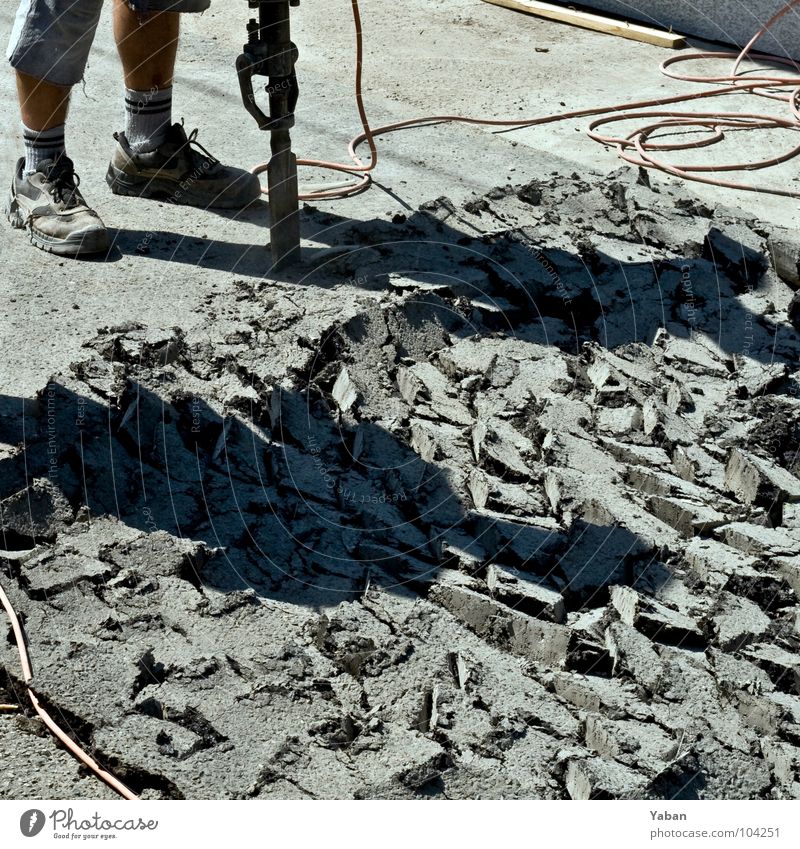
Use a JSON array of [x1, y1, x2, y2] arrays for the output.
[[684, 537, 763, 587], [725, 448, 800, 505], [331, 367, 358, 412], [565, 756, 649, 800], [647, 495, 727, 537], [0, 479, 74, 542], [596, 406, 642, 435], [397, 362, 472, 426], [486, 564, 566, 623], [733, 357, 787, 398], [768, 232, 800, 289], [604, 621, 663, 690], [597, 438, 671, 469], [743, 644, 800, 695], [610, 586, 705, 647], [719, 523, 800, 557], [710, 593, 772, 652], [429, 583, 570, 667]]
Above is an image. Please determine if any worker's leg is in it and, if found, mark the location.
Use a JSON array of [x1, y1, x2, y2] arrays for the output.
[[8, 0, 104, 173], [114, 0, 179, 153], [115, 0, 180, 90], [107, 0, 261, 208], [5, 0, 108, 256], [16, 72, 70, 133], [15, 72, 70, 175]]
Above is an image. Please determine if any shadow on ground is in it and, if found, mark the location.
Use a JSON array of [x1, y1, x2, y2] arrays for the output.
[[102, 176, 793, 365], [0, 376, 660, 635]]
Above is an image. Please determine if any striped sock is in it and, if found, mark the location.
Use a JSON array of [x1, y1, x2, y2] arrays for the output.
[[124, 86, 173, 154], [22, 123, 66, 176]]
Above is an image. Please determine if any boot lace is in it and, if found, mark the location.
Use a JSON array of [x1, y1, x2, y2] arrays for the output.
[[44, 159, 84, 209], [184, 127, 220, 171]]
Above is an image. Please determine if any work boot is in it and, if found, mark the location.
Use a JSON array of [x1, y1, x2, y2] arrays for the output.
[[4, 156, 110, 257], [106, 123, 262, 209]]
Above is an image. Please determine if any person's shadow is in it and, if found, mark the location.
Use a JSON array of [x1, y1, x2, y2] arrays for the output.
[[2, 166, 795, 625], [0, 370, 656, 647], [98, 168, 799, 367], [0, 197, 763, 798], [2, 168, 794, 711]]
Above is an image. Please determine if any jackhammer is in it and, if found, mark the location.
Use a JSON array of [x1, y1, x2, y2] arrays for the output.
[[236, 0, 301, 269]]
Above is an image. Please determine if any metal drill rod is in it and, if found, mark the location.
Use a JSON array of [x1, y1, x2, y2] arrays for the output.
[[237, 1, 301, 269], [268, 128, 301, 268], [262, 2, 300, 268]]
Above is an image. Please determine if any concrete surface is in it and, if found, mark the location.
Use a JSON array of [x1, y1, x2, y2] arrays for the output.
[[1, 0, 799, 393], [0, 0, 799, 800]]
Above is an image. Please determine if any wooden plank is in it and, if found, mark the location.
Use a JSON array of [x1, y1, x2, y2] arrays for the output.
[[481, 0, 686, 49]]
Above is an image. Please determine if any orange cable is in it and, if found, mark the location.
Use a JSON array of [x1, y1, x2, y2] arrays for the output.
[[253, 0, 800, 201], [0, 580, 138, 800]]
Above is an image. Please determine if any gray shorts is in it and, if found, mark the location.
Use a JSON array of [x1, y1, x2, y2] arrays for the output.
[[7, 0, 211, 87]]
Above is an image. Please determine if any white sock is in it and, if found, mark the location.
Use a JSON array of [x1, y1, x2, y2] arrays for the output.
[[22, 123, 66, 176], [124, 86, 173, 153]]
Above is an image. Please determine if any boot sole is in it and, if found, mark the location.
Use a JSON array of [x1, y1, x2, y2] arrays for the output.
[[106, 162, 261, 210], [4, 191, 110, 258]]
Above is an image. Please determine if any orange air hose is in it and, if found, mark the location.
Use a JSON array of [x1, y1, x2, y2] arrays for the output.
[[0, 581, 139, 799], [253, 0, 800, 201]]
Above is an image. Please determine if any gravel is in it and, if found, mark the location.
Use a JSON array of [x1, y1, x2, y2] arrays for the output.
[[2, 162, 799, 799]]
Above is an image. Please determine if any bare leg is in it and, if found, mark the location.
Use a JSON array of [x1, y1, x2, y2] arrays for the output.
[[113, 0, 180, 90], [9, 77, 108, 257], [105, 1, 260, 208], [16, 71, 70, 131]]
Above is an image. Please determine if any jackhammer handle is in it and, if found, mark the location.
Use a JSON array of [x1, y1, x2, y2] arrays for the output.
[[236, 53, 271, 130]]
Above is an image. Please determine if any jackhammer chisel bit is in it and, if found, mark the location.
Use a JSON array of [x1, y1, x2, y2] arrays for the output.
[[237, 0, 301, 269]]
